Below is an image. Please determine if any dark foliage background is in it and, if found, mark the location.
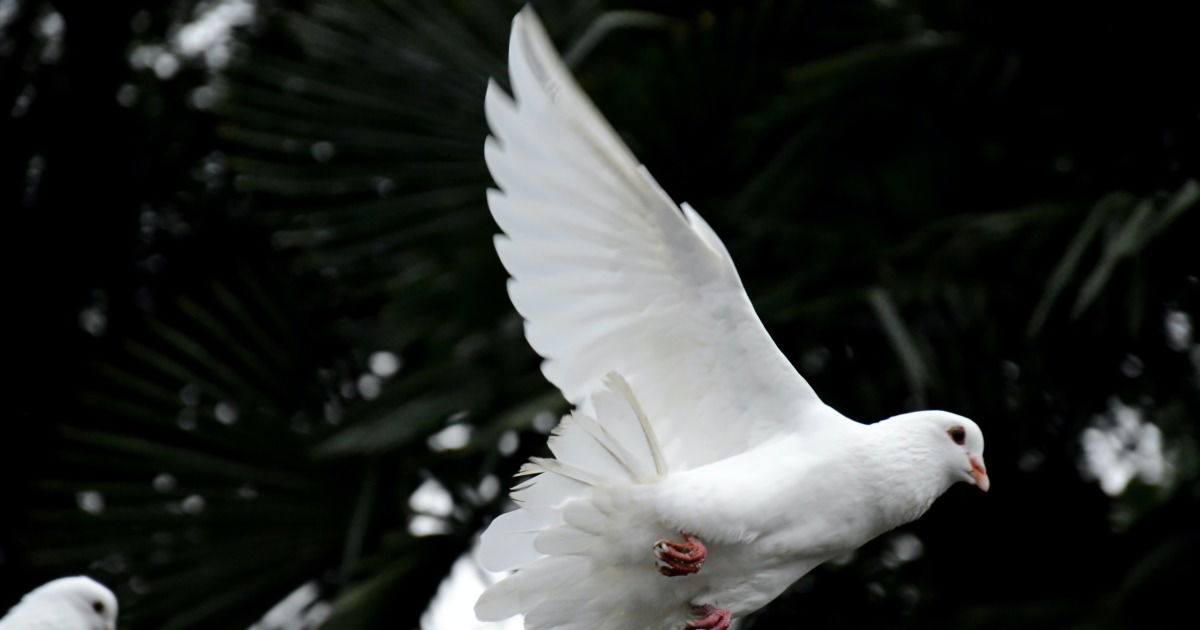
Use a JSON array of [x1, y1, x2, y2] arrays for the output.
[[3, 0, 1199, 628]]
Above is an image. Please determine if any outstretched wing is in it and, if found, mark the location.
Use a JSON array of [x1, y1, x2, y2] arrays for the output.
[[486, 7, 825, 471]]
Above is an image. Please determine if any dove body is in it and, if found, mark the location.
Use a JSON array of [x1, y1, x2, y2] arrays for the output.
[[646, 410, 982, 616], [476, 7, 987, 629], [477, 378, 987, 628]]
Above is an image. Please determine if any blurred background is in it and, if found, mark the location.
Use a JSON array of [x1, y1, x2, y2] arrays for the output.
[[3, 0, 1199, 628]]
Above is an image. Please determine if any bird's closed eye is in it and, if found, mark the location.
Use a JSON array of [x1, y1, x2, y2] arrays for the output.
[[948, 427, 966, 445], [92, 601, 105, 614]]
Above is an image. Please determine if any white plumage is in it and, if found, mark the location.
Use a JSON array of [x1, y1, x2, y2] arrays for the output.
[[0, 576, 117, 630], [477, 8, 989, 630]]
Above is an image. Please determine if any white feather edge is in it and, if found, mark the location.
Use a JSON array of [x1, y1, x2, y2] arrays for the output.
[[477, 371, 665, 577]]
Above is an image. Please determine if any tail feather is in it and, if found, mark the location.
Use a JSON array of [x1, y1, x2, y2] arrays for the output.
[[510, 470, 589, 508], [524, 597, 605, 630], [533, 524, 600, 556], [547, 412, 640, 480], [476, 371, 668, 622], [523, 566, 684, 630], [561, 499, 609, 536], [475, 556, 591, 621], [477, 507, 557, 571], [524, 598, 600, 630]]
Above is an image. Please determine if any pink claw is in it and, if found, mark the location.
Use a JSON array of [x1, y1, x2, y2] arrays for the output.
[[654, 532, 708, 576], [685, 605, 732, 630]]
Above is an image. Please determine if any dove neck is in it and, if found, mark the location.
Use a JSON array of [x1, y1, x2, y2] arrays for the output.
[[862, 417, 957, 529]]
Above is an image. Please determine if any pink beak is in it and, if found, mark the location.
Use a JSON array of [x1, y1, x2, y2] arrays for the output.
[[969, 455, 990, 492]]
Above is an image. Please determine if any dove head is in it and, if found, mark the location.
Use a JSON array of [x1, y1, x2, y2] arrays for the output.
[[22, 576, 118, 630], [887, 410, 989, 493]]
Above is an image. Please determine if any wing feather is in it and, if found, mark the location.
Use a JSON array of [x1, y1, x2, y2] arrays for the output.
[[488, 8, 826, 470]]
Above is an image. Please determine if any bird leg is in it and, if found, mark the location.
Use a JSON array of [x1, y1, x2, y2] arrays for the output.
[[654, 532, 707, 576], [685, 605, 732, 630]]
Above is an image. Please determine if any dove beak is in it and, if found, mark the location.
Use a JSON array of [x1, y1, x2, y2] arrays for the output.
[[969, 455, 989, 492]]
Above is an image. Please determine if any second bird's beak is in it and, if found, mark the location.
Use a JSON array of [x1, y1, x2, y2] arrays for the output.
[[969, 455, 989, 492]]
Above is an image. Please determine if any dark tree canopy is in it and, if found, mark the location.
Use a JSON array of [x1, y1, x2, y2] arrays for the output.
[[3, 0, 1198, 628]]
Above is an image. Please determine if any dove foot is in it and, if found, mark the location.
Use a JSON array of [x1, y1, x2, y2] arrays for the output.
[[654, 532, 707, 576], [685, 605, 732, 630]]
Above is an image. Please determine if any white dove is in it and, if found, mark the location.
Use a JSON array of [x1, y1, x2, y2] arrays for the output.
[[0, 576, 118, 630], [475, 7, 989, 630]]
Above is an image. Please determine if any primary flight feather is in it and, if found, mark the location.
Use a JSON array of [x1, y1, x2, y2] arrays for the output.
[[477, 8, 989, 630]]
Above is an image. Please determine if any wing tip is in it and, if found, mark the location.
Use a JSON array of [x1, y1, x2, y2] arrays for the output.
[[513, 5, 546, 42]]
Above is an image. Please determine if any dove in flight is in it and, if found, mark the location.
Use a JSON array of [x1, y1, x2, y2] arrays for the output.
[[0, 576, 118, 630], [475, 7, 989, 630]]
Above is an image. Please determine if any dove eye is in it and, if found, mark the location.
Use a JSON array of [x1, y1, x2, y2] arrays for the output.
[[92, 601, 105, 614], [948, 427, 966, 445]]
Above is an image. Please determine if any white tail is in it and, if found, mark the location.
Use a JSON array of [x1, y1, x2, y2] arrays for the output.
[[475, 373, 668, 624]]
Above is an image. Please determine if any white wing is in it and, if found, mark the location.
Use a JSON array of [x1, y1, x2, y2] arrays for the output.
[[487, 7, 827, 471]]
